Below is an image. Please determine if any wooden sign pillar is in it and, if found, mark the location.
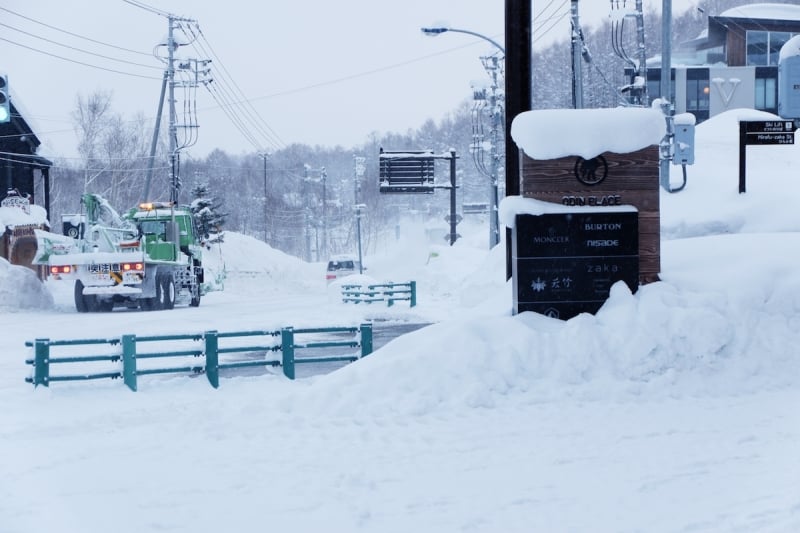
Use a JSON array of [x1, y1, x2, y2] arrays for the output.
[[520, 147, 661, 284]]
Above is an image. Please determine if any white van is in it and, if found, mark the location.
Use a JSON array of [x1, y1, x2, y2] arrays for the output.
[[325, 255, 362, 283]]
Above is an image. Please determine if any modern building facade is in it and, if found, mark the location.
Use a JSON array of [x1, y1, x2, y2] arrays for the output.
[[641, 3, 800, 121]]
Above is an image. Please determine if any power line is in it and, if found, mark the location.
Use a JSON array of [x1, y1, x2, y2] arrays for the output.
[[0, 21, 163, 70], [0, 6, 153, 57], [0, 37, 163, 80], [182, 23, 285, 152], [191, 23, 286, 150]]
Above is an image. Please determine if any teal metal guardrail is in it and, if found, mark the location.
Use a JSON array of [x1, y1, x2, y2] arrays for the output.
[[24, 324, 373, 391], [341, 281, 416, 307]]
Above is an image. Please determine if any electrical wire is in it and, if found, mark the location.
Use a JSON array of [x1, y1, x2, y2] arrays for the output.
[[0, 37, 162, 80], [0, 6, 153, 57], [183, 22, 285, 152], [0, 21, 163, 71]]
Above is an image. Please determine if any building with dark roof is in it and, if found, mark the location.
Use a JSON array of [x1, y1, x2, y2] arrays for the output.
[[1, 98, 53, 273], [638, 3, 800, 121], [1, 100, 53, 213]]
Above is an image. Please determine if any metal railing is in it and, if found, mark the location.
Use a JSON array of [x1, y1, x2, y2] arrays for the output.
[[341, 281, 416, 307], [25, 324, 373, 391]]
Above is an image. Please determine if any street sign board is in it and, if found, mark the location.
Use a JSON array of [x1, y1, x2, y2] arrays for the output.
[[512, 211, 639, 320], [379, 151, 435, 194], [745, 132, 795, 145], [739, 120, 797, 192], [743, 120, 794, 134]]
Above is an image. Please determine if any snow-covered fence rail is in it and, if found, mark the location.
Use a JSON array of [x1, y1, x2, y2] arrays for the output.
[[24, 324, 373, 391], [341, 281, 416, 307]]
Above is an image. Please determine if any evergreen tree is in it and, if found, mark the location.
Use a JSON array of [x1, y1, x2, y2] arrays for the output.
[[189, 183, 227, 244]]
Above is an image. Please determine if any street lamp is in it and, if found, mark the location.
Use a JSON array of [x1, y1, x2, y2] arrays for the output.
[[420, 27, 505, 54], [421, 26, 505, 249]]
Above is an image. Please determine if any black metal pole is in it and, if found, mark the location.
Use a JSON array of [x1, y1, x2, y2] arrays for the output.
[[505, 0, 532, 277], [449, 150, 457, 246], [739, 122, 747, 194]]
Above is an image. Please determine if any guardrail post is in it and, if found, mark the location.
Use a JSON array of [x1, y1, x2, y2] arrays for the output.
[[410, 281, 417, 307], [121, 334, 137, 392], [281, 327, 295, 380], [33, 339, 50, 387], [360, 323, 373, 358], [205, 330, 219, 388]]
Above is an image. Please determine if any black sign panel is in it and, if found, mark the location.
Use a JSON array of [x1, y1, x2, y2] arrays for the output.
[[512, 211, 639, 320], [745, 132, 795, 145], [743, 120, 794, 133], [379, 154, 435, 194]]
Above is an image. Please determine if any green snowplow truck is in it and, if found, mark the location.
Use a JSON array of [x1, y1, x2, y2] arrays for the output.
[[34, 194, 206, 312]]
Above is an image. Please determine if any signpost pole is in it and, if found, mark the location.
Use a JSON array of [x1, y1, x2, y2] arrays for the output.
[[739, 120, 795, 194], [739, 121, 747, 194], [449, 151, 457, 246]]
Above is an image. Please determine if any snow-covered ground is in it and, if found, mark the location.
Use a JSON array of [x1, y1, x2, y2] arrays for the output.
[[1, 108, 799, 532]]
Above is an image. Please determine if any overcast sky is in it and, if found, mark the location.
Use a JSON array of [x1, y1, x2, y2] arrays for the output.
[[1, 0, 690, 160]]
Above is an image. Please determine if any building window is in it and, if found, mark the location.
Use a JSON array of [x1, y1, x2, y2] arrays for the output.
[[769, 32, 792, 66], [686, 69, 710, 120], [747, 31, 768, 65], [755, 67, 778, 111], [747, 31, 798, 66], [646, 69, 675, 104]]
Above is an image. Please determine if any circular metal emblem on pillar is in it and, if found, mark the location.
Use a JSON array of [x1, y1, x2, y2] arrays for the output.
[[574, 155, 608, 186]]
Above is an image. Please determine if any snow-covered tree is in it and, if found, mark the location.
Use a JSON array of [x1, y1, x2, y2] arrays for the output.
[[189, 183, 227, 244]]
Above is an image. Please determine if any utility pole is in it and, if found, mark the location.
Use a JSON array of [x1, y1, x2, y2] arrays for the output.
[[125, 1, 204, 204], [167, 15, 179, 204], [421, 25, 503, 249], [143, 70, 167, 202], [303, 165, 311, 262], [261, 153, 268, 242], [635, 0, 649, 106], [487, 58, 501, 248], [660, 0, 673, 190], [570, 0, 584, 109], [353, 155, 366, 273], [321, 166, 327, 259]]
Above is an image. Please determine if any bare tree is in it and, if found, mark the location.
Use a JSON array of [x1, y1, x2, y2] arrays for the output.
[[72, 90, 112, 193]]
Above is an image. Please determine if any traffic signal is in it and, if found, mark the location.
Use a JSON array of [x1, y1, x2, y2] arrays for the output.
[[0, 74, 9, 123]]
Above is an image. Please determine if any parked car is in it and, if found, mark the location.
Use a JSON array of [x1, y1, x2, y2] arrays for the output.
[[325, 255, 363, 283]]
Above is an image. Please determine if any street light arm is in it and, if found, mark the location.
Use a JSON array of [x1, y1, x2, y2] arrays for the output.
[[420, 26, 505, 55]]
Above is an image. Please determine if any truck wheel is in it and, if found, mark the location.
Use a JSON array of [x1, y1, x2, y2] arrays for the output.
[[152, 279, 163, 310], [74, 280, 89, 313], [189, 275, 201, 307], [161, 274, 175, 310]]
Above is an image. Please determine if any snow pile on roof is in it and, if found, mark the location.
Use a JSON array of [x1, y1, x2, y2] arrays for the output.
[[720, 3, 800, 22], [0, 204, 49, 230], [510, 107, 665, 160], [0, 257, 53, 311]]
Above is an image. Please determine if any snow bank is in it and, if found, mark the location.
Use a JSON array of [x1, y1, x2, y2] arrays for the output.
[[660, 108, 800, 238], [0, 258, 53, 311], [202, 231, 321, 291], [293, 230, 800, 418]]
